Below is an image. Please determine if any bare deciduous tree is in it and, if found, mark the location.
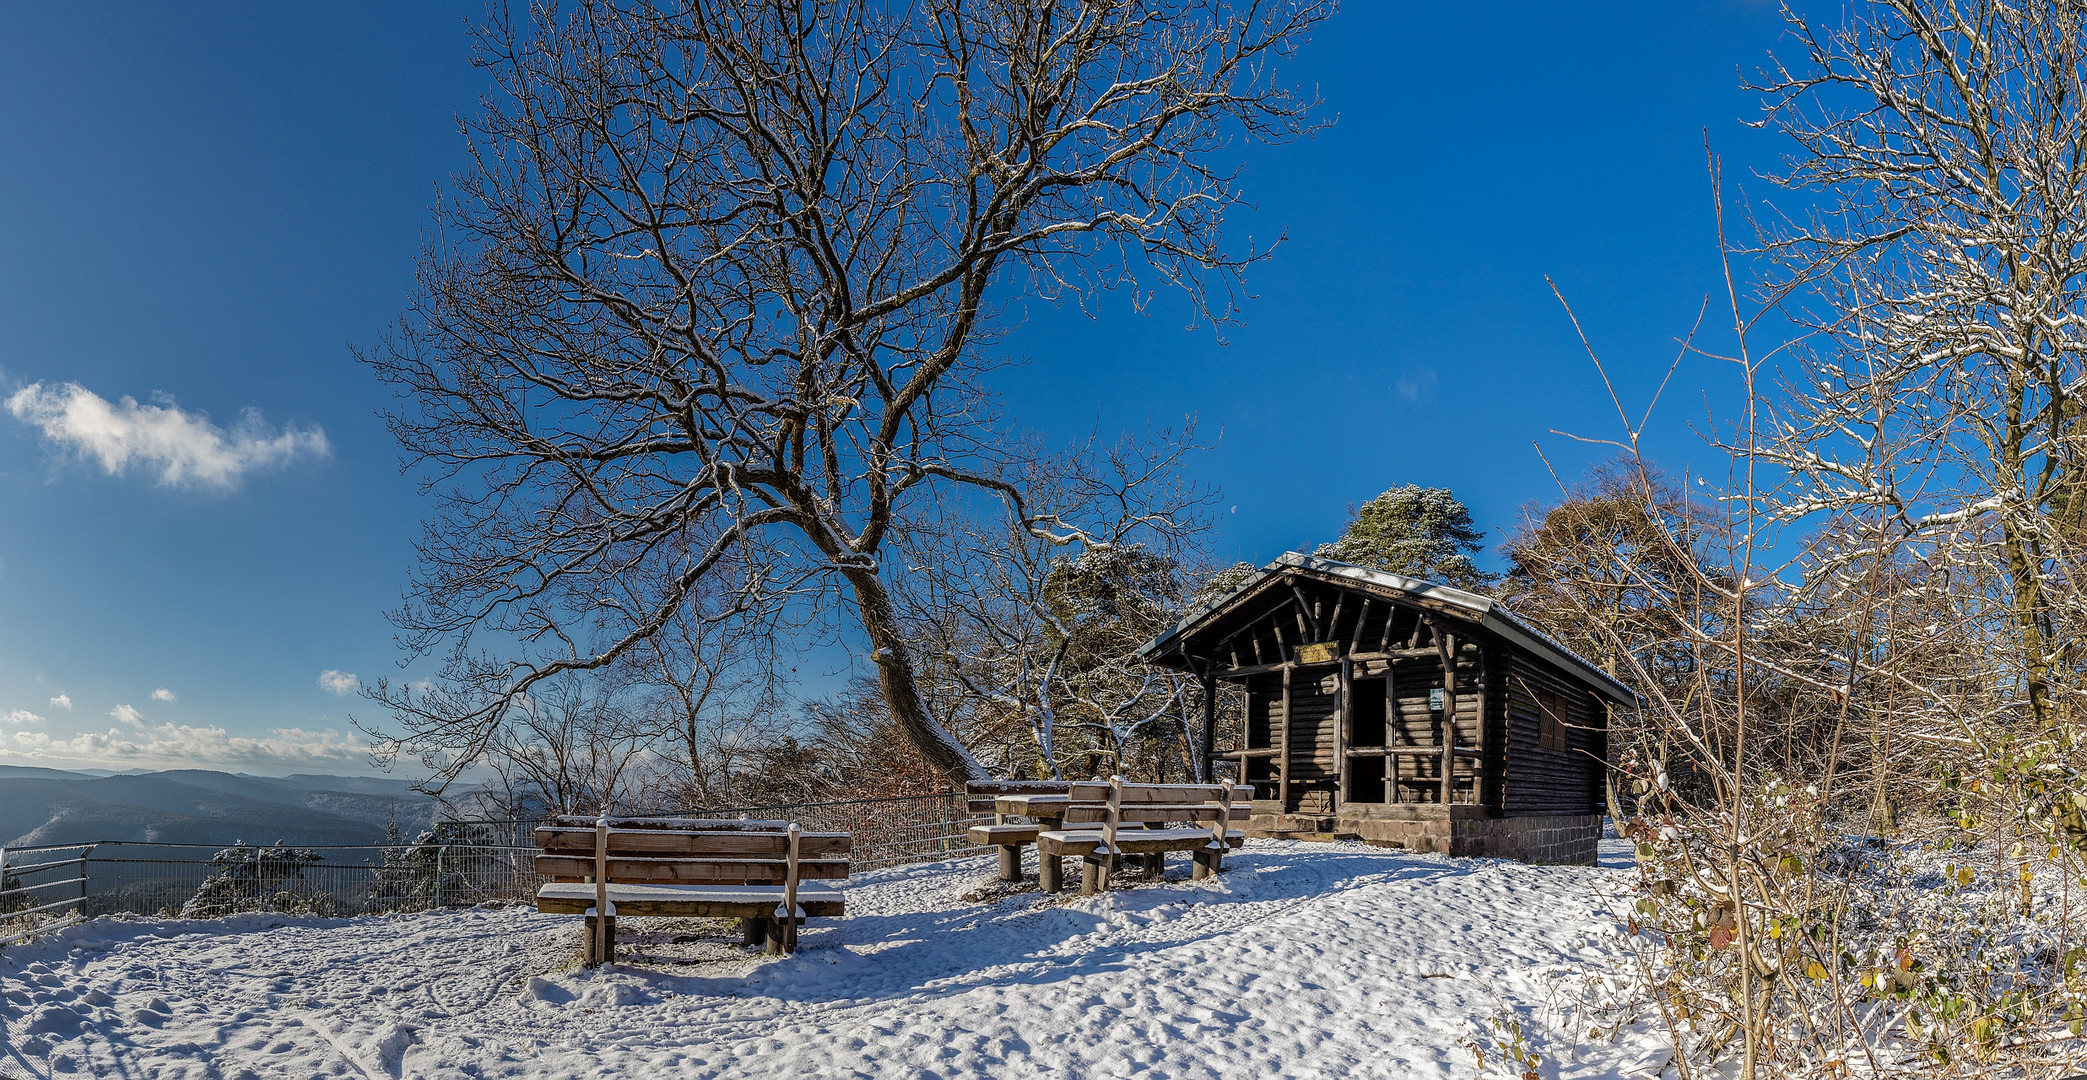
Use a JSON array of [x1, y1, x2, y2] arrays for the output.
[[1753, 0, 2087, 729], [891, 427, 1214, 780], [362, 0, 1332, 784]]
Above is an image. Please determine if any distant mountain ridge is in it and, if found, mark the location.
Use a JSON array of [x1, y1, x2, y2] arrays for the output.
[[0, 767, 457, 849]]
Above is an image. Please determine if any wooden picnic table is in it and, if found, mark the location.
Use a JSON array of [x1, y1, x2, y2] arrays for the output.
[[992, 794, 1070, 891]]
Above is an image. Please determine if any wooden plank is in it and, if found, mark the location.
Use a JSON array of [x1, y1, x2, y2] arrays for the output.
[[536, 885, 845, 919], [1063, 804, 1248, 824], [993, 793, 1072, 813], [964, 781, 1072, 797], [536, 855, 851, 882], [1067, 782, 1233, 803], [547, 815, 791, 832], [535, 828, 852, 858], [967, 824, 1042, 845], [1037, 829, 1246, 856]]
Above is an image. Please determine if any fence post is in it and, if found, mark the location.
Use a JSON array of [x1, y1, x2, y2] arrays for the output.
[[80, 844, 97, 920], [434, 844, 446, 908]]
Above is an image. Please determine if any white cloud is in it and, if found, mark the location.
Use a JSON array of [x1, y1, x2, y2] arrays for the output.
[[109, 704, 145, 728], [5, 381, 328, 490], [3, 709, 45, 725], [48, 693, 71, 710], [151, 687, 178, 703], [1393, 366, 1439, 404], [317, 670, 360, 696], [6, 723, 367, 770]]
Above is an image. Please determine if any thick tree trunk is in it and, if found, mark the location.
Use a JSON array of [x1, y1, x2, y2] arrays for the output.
[[842, 566, 989, 783]]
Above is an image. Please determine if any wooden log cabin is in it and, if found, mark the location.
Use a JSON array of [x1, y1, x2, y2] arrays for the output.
[[1136, 553, 1635, 865]]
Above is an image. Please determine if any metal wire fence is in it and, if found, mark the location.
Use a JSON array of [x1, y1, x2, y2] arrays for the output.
[[0, 790, 984, 946]]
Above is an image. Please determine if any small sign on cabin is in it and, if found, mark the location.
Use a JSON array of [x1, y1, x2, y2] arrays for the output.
[[1295, 641, 1340, 665]]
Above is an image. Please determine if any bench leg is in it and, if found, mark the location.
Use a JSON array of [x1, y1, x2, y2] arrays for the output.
[[1193, 847, 1223, 880], [998, 844, 1022, 882], [584, 914, 616, 966], [1039, 852, 1062, 893], [1082, 854, 1114, 896], [764, 915, 799, 955], [741, 916, 769, 947]]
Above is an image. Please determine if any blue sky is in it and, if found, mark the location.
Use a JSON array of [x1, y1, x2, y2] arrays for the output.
[[0, 2, 1794, 775]]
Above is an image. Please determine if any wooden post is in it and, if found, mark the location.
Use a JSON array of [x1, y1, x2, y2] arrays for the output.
[[589, 813, 613, 967], [1385, 655, 1400, 804], [1039, 844, 1062, 893], [1198, 668, 1219, 785], [1437, 630, 1457, 806], [1091, 775, 1124, 895], [1336, 655, 1352, 810], [777, 822, 802, 954], [1278, 665, 1293, 812], [1473, 644, 1489, 811], [1197, 783, 1231, 880]]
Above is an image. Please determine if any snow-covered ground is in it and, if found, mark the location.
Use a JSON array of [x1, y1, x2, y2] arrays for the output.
[[0, 839, 1665, 1078]]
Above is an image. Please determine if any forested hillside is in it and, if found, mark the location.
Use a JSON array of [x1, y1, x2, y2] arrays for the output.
[[0, 766, 440, 847]]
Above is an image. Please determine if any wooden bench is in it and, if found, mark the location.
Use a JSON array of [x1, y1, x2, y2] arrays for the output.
[[963, 780, 1073, 882], [1035, 779, 1252, 895], [533, 815, 851, 963]]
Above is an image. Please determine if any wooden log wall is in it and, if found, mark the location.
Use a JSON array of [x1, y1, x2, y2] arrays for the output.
[[1501, 653, 1606, 815], [1194, 571, 1613, 817], [1344, 646, 1483, 805], [1286, 667, 1340, 810]]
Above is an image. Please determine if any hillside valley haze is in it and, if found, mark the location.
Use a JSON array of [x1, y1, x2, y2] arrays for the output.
[[0, 766, 443, 848]]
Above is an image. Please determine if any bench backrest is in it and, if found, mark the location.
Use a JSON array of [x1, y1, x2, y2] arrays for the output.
[[1056, 779, 1253, 854], [1062, 782, 1254, 824], [533, 816, 853, 887], [963, 780, 1071, 816]]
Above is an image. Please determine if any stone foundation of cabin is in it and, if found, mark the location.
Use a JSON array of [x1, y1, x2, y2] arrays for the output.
[[1244, 801, 1600, 866]]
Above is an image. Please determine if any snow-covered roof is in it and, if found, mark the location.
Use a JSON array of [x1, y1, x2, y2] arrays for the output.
[[1137, 552, 1639, 706]]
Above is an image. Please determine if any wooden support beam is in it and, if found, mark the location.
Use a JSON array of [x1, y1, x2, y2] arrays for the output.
[[1337, 655, 1352, 808], [1198, 669, 1218, 785], [1349, 598, 1372, 655], [1473, 643, 1488, 811], [1378, 605, 1396, 653], [1278, 665, 1292, 811], [1287, 586, 1314, 641], [1437, 628, 1458, 806], [1326, 593, 1346, 646], [1385, 655, 1400, 803], [1216, 660, 1298, 678]]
